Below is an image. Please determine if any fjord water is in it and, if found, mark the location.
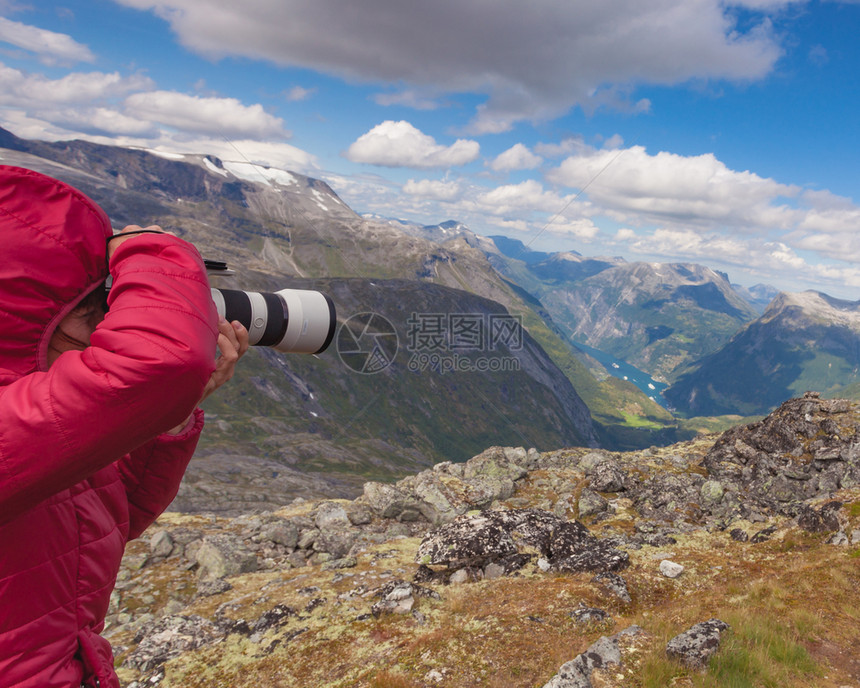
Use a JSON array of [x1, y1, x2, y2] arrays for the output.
[[572, 340, 669, 408]]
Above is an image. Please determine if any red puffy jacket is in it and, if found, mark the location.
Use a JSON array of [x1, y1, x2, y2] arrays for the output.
[[0, 166, 218, 687]]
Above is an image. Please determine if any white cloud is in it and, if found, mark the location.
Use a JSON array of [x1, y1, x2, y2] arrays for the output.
[[0, 63, 153, 107], [535, 137, 590, 159], [345, 120, 479, 168], [612, 226, 860, 297], [403, 178, 462, 201], [488, 143, 543, 172], [51, 107, 157, 136], [111, 0, 789, 130], [0, 17, 95, 65], [124, 91, 287, 138], [474, 179, 591, 221], [0, 65, 289, 142], [285, 86, 316, 102], [540, 218, 600, 240], [547, 144, 800, 230]]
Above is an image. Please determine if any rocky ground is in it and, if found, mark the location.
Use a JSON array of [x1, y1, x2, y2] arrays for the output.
[[108, 393, 860, 687]]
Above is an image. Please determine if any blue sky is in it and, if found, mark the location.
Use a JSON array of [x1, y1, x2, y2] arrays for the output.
[[1, 0, 859, 298]]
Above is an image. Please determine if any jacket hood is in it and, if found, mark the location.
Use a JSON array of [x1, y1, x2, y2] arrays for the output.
[[0, 165, 113, 377]]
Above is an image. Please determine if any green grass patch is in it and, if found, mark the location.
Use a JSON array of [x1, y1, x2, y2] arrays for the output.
[[619, 411, 663, 429], [640, 610, 821, 688]]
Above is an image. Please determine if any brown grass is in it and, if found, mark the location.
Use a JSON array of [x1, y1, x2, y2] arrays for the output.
[[114, 491, 860, 688]]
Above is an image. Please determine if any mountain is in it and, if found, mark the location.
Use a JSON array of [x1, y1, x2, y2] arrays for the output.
[[2, 127, 633, 509], [487, 235, 552, 265], [732, 282, 780, 314], [365, 216, 475, 244], [484, 246, 761, 383], [363, 207, 684, 444], [665, 291, 860, 416]]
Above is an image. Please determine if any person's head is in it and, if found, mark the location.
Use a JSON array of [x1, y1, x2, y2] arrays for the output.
[[46, 286, 108, 366], [0, 165, 113, 377]]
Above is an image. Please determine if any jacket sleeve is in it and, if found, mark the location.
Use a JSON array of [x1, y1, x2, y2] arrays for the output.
[[0, 234, 218, 525], [117, 407, 205, 540]]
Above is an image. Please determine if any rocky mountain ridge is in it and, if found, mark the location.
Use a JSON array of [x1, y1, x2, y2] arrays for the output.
[[1, 129, 621, 499], [107, 394, 860, 687], [4, 125, 859, 484], [666, 291, 860, 417], [487, 243, 762, 385]]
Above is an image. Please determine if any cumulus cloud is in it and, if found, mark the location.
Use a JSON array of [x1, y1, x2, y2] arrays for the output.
[[346, 120, 479, 168], [547, 144, 800, 230], [473, 179, 592, 223], [0, 104, 320, 173], [403, 178, 462, 201], [0, 64, 289, 141], [0, 17, 95, 65], [612, 225, 860, 296], [488, 143, 543, 172], [111, 0, 789, 130], [50, 107, 158, 137], [535, 137, 591, 159], [124, 91, 287, 138], [0, 64, 152, 107]]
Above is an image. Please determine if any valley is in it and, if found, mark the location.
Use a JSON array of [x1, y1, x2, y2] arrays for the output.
[[2, 126, 859, 509]]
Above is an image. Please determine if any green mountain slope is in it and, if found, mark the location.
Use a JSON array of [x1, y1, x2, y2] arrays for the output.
[[665, 291, 860, 416], [486, 239, 760, 383], [3, 130, 639, 508]]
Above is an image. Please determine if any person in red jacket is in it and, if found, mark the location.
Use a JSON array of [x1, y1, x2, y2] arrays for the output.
[[0, 165, 249, 687]]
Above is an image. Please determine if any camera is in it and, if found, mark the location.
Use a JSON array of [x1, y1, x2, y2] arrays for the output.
[[210, 287, 336, 354], [203, 259, 336, 354]]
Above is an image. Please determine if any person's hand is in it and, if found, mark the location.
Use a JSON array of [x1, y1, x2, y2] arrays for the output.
[[166, 317, 250, 435], [200, 317, 250, 403], [107, 224, 170, 260]]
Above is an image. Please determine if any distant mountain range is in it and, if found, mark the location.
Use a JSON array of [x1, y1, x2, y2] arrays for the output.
[[665, 291, 860, 416], [483, 234, 761, 383], [1, 127, 637, 508], [362, 201, 860, 421], [4, 125, 858, 505]]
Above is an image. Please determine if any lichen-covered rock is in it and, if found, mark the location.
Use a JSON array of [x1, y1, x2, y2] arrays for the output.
[[408, 470, 478, 525], [542, 625, 645, 688], [125, 615, 223, 672], [703, 395, 860, 517], [362, 482, 410, 519], [666, 619, 730, 670], [700, 480, 724, 505], [796, 501, 843, 533], [314, 501, 352, 531], [588, 459, 627, 493], [255, 520, 299, 548], [569, 605, 611, 624], [591, 571, 632, 603], [463, 446, 529, 482], [415, 508, 629, 574], [314, 527, 358, 559], [149, 530, 175, 559], [194, 534, 258, 581], [345, 500, 373, 525], [659, 560, 684, 578], [577, 488, 609, 518], [371, 580, 441, 617]]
